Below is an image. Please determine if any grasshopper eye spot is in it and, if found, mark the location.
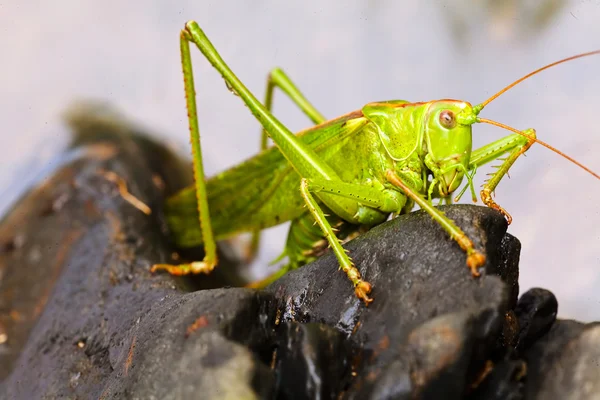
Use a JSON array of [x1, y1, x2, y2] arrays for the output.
[[439, 110, 457, 129]]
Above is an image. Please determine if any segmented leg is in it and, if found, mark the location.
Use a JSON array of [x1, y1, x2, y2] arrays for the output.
[[155, 24, 333, 276], [305, 178, 404, 213], [297, 177, 407, 303], [156, 21, 392, 303], [151, 26, 218, 276], [386, 171, 486, 276], [469, 129, 536, 224], [299, 179, 373, 304], [249, 178, 403, 298], [249, 68, 327, 263]]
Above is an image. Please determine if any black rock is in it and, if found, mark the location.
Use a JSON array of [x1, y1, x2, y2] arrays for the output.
[[0, 104, 247, 398], [468, 359, 526, 400], [274, 322, 352, 399], [101, 289, 277, 400], [2, 103, 599, 399], [266, 205, 521, 399], [514, 288, 558, 354]]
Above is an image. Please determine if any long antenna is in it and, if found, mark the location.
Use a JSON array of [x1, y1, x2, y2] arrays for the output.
[[475, 50, 600, 113], [478, 117, 600, 180]]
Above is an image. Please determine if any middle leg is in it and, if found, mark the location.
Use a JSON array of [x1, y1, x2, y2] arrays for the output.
[[299, 179, 374, 304]]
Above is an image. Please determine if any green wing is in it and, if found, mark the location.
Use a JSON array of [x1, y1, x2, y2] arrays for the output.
[[166, 111, 368, 247]]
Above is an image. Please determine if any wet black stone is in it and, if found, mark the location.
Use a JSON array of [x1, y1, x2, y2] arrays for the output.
[[468, 359, 526, 400], [267, 205, 520, 399], [0, 104, 249, 398], [274, 322, 351, 400], [514, 288, 558, 354], [100, 289, 277, 400], [364, 360, 413, 400]]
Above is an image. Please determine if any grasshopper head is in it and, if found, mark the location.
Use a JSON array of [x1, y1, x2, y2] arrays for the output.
[[425, 100, 476, 196]]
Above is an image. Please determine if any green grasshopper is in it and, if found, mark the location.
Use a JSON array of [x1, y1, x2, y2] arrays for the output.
[[151, 21, 600, 304]]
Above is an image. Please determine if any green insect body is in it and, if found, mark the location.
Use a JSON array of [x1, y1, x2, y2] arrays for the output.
[[152, 21, 600, 304], [166, 100, 472, 261]]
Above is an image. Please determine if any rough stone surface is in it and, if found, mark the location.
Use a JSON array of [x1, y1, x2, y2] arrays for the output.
[[514, 288, 558, 353], [274, 322, 351, 399], [523, 320, 600, 400], [469, 359, 526, 400], [0, 104, 245, 398], [1, 104, 600, 399], [266, 205, 519, 398], [101, 289, 277, 400]]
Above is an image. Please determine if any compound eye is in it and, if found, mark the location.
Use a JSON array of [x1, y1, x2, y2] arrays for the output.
[[439, 110, 457, 129]]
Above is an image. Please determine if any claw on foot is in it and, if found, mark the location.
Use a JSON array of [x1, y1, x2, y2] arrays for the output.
[[466, 251, 486, 277], [150, 261, 215, 276], [481, 189, 513, 225], [355, 281, 373, 305], [490, 203, 513, 225]]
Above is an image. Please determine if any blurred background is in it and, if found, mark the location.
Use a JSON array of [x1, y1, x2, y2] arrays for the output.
[[1, 0, 599, 320]]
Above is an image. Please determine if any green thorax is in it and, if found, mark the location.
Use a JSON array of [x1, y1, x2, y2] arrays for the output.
[[362, 100, 429, 162], [362, 99, 474, 196]]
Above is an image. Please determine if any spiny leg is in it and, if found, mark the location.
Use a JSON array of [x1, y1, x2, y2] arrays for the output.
[[386, 170, 486, 276], [248, 68, 327, 263], [157, 23, 337, 276], [250, 178, 405, 293], [305, 178, 404, 213], [181, 21, 363, 224], [469, 129, 536, 224], [164, 22, 369, 297], [151, 26, 219, 276], [299, 179, 373, 304]]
